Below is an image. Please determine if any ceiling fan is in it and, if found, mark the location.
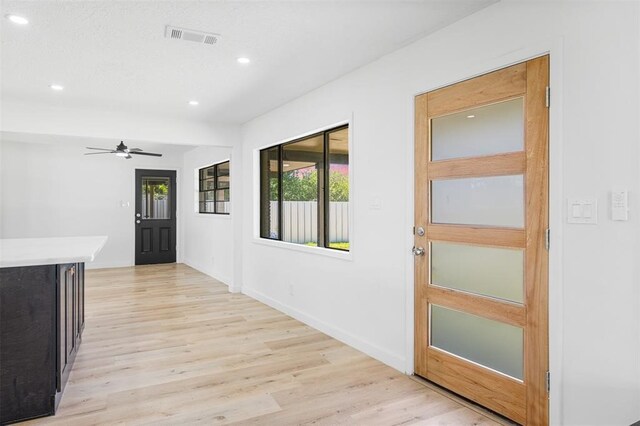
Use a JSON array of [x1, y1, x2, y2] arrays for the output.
[[84, 141, 162, 159]]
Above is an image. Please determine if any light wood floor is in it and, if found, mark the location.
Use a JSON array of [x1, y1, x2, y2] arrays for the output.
[[27, 263, 500, 425]]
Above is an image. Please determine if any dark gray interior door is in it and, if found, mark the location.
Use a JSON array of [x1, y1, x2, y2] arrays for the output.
[[135, 169, 176, 265]]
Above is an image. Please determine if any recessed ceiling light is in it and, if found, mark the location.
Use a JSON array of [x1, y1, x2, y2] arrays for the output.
[[49, 84, 64, 91], [283, 163, 290, 167], [6, 14, 29, 25], [188, 100, 199, 106], [466, 114, 475, 119], [237, 57, 250, 64]]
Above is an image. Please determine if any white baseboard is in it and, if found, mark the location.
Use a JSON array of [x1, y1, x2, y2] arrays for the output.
[[182, 258, 231, 287], [242, 286, 406, 372]]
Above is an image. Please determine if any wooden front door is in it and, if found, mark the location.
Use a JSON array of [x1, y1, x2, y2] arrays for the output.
[[135, 169, 177, 265], [414, 56, 549, 425]]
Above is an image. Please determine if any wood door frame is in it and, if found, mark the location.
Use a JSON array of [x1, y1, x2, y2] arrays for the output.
[[131, 166, 182, 266], [405, 46, 564, 425]]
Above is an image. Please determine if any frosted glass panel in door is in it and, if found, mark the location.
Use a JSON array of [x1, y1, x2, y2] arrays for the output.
[[430, 305, 523, 380], [431, 98, 524, 161], [431, 175, 524, 228], [431, 242, 524, 303]]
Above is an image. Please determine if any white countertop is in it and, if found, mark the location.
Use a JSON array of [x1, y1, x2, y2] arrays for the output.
[[0, 236, 108, 268]]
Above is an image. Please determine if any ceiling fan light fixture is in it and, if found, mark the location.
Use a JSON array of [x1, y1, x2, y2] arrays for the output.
[[85, 141, 162, 158]]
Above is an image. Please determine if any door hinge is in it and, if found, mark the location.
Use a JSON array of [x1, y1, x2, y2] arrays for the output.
[[545, 228, 550, 251], [546, 371, 551, 393], [412, 226, 416, 235], [545, 86, 550, 108]]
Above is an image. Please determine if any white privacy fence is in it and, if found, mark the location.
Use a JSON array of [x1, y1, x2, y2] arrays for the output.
[[142, 198, 170, 219], [199, 201, 231, 214], [270, 201, 349, 243]]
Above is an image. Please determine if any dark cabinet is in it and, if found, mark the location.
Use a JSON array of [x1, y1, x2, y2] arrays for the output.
[[56, 263, 84, 399], [0, 262, 85, 424]]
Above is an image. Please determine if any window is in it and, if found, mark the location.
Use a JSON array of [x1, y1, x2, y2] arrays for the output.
[[199, 161, 230, 214], [260, 125, 349, 251]]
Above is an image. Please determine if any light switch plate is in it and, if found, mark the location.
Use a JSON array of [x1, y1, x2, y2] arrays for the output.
[[567, 198, 598, 224], [369, 196, 382, 210]]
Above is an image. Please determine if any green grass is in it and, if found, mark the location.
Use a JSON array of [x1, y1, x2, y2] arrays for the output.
[[328, 242, 350, 250], [305, 241, 350, 251]]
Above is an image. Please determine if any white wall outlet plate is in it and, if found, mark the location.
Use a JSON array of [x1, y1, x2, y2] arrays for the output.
[[369, 196, 382, 210], [567, 198, 598, 224]]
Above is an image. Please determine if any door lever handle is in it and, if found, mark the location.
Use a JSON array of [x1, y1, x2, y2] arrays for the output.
[[412, 246, 425, 256]]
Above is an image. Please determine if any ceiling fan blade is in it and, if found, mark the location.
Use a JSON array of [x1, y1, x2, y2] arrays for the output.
[[84, 152, 115, 155], [129, 151, 163, 157], [129, 148, 143, 152], [86, 147, 115, 151]]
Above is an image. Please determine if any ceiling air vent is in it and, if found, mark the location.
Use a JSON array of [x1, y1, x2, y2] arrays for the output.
[[165, 25, 221, 45]]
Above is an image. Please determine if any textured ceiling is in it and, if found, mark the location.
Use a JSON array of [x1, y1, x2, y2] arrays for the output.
[[1, 0, 495, 124]]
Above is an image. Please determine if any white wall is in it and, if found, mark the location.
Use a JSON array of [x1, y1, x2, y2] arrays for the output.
[[239, 2, 640, 425], [1, 97, 238, 147], [0, 136, 186, 269], [181, 145, 235, 285]]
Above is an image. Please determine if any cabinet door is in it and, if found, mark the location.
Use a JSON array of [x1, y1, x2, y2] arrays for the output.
[[76, 263, 84, 336], [57, 265, 68, 392], [73, 265, 79, 345], [57, 264, 76, 393], [66, 266, 75, 359]]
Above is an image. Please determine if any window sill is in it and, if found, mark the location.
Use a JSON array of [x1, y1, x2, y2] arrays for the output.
[[252, 238, 352, 261], [195, 213, 232, 220]]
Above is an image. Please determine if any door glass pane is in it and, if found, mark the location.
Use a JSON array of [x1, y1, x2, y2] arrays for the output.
[[431, 242, 524, 303], [282, 135, 323, 245], [260, 147, 279, 239], [431, 175, 524, 228], [141, 177, 170, 219], [328, 128, 349, 251], [216, 162, 230, 189], [430, 305, 523, 380], [431, 98, 524, 161]]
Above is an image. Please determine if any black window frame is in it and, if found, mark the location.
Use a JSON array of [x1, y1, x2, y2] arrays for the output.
[[259, 125, 349, 251], [198, 160, 230, 215]]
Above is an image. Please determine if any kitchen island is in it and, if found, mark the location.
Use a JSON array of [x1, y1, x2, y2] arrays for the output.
[[0, 236, 107, 424]]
